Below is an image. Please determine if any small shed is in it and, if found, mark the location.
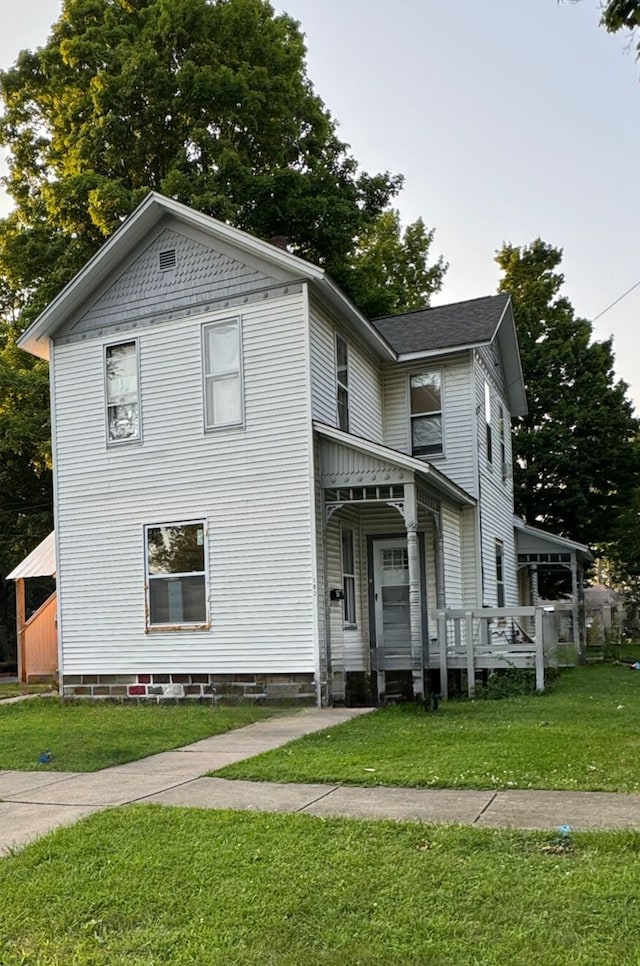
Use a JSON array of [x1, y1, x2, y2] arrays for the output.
[[7, 532, 57, 682]]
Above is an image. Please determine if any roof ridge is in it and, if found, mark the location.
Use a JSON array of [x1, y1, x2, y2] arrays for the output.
[[372, 292, 508, 324]]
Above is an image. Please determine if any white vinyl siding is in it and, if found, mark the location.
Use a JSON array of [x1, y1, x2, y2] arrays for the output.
[[309, 301, 383, 441], [474, 352, 518, 606], [53, 292, 315, 675]]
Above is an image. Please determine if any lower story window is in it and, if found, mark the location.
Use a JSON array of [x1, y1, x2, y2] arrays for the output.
[[495, 539, 505, 608], [145, 521, 208, 627], [341, 527, 357, 627]]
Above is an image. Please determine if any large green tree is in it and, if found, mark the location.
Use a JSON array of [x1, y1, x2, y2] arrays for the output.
[[0, 0, 444, 315], [0, 0, 445, 656], [566, 1, 640, 54], [497, 239, 640, 561]]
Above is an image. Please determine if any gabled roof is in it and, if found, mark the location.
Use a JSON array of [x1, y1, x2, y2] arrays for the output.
[[7, 531, 56, 580], [18, 192, 395, 363], [373, 293, 527, 417], [372, 294, 511, 355]]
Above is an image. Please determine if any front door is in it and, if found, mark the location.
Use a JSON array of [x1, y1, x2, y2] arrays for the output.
[[373, 538, 411, 672]]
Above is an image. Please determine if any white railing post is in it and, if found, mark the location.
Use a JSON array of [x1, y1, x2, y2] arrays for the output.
[[535, 607, 545, 691], [465, 611, 475, 697], [438, 610, 448, 701]]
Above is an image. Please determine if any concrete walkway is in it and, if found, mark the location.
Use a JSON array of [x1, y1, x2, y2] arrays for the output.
[[2, 706, 640, 855]]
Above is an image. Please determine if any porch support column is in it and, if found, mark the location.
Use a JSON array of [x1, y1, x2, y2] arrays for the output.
[[434, 512, 446, 610], [15, 577, 26, 683], [530, 565, 539, 605], [405, 483, 424, 698]]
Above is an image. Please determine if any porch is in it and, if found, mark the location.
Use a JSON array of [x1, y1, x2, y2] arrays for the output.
[[316, 424, 584, 704], [316, 423, 478, 703]]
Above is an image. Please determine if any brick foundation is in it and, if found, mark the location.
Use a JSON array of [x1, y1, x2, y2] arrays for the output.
[[62, 672, 317, 704]]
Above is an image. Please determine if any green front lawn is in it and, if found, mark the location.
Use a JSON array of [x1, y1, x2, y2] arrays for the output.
[[217, 663, 640, 792], [0, 701, 275, 772], [0, 684, 53, 700], [1, 807, 640, 964]]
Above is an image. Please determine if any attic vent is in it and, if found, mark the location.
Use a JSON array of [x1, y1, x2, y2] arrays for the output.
[[158, 248, 177, 271]]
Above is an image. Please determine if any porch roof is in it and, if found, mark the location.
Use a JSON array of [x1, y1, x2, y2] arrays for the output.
[[314, 422, 476, 507], [7, 531, 56, 580], [513, 517, 592, 563]]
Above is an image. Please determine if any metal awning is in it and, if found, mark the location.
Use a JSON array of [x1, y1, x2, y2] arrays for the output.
[[7, 531, 56, 580]]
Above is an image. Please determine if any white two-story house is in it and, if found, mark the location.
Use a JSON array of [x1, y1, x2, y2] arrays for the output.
[[17, 193, 529, 705]]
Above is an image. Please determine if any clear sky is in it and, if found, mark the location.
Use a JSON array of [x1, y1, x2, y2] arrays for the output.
[[2, 0, 639, 409]]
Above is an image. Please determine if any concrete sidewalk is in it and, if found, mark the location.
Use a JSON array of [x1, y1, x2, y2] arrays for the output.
[[2, 705, 640, 855]]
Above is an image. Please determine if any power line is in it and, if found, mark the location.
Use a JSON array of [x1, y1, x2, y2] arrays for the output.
[[592, 278, 640, 322]]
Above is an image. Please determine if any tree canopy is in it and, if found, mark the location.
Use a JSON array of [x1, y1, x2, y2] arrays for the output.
[[0, 0, 446, 657], [496, 239, 640, 564], [0, 0, 444, 317]]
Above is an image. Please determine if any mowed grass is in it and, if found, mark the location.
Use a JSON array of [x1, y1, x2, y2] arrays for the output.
[[0, 700, 275, 772], [1, 806, 640, 965], [0, 683, 53, 700], [217, 663, 640, 792]]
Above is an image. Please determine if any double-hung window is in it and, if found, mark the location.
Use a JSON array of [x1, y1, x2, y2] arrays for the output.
[[145, 521, 208, 627], [105, 341, 140, 443], [336, 334, 349, 431], [341, 527, 357, 627], [410, 371, 443, 457], [336, 334, 349, 432], [203, 318, 243, 429], [495, 540, 505, 608], [485, 381, 493, 466]]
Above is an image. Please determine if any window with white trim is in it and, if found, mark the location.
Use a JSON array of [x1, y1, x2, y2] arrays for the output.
[[495, 540, 505, 608], [105, 341, 140, 443], [410, 371, 443, 457], [341, 526, 357, 627], [145, 521, 208, 627], [336, 333, 349, 431], [203, 318, 242, 429], [485, 381, 493, 465]]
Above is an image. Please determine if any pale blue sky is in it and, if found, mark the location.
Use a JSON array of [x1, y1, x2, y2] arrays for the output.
[[2, 0, 639, 409]]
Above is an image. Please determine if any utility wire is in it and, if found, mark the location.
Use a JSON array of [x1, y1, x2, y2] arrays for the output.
[[592, 278, 640, 322]]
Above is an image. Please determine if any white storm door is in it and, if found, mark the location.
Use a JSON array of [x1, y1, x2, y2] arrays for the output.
[[373, 538, 411, 669]]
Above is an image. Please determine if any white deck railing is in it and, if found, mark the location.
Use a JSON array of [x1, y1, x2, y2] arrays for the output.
[[432, 603, 580, 699]]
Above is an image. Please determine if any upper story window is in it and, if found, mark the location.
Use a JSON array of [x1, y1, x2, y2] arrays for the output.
[[499, 404, 508, 481], [336, 333, 349, 432], [145, 521, 208, 628], [203, 318, 243, 430], [484, 381, 493, 465], [105, 341, 140, 444], [410, 371, 443, 458]]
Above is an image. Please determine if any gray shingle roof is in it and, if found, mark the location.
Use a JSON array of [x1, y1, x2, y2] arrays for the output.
[[372, 293, 511, 355]]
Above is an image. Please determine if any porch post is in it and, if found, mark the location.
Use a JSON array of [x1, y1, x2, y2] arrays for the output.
[[16, 577, 26, 683], [434, 513, 446, 609], [404, 483, 424, 698], [530, 565, 539, 605]]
